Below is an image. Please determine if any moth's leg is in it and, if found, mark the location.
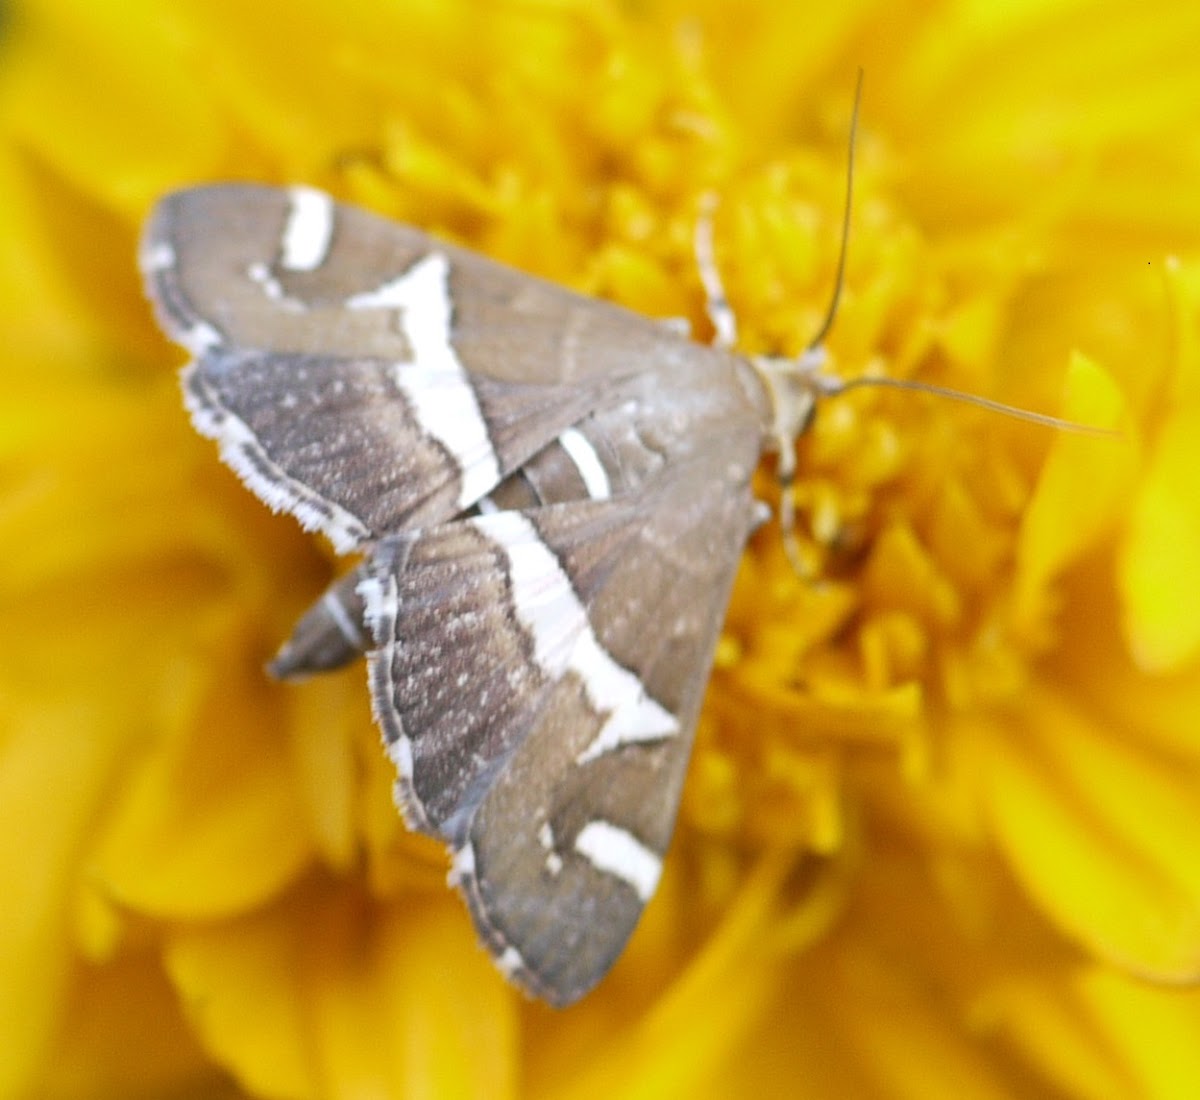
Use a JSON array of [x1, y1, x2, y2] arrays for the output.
[[749, 499, 772, 533], [693, 191, 738, 351], [696, 195, 816, 575], [696, 194, 801, 568]]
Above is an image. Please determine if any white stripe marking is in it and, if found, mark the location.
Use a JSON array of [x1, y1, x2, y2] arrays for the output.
[[139, 240, 174, 274], [574, 820, 662, 902], [281, 187, 334, 271], [539, 820, 563, 875], [344, 273, 416, 310], [357, 574, 390, 639], [497, 946, 526, 978], [471, 511, 677, 756], [573, 630, 679, 762], [246, 261, 306, 312], [357, 573, 416, 780], [348, 253, 500, 507], [182, 321, 223, 354], [448, 843, 475, 886], [387, 731, 413, 780], [321, 588, 364, 649], [246, 261, 281, 298], [558, 427, 611, 500]]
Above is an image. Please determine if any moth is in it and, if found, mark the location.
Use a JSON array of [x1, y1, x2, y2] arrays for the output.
[[139, 177, 838, 1006], [144, 140, 1106, 1012], [140, 160, 1087, 1005]]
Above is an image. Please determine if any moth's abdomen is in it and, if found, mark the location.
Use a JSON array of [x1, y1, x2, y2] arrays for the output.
[[269, 569, 367, 679]]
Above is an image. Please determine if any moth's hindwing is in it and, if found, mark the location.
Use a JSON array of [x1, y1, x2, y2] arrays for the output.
[[360, 466, 757, 1005], [140, 183, 771, 1006]]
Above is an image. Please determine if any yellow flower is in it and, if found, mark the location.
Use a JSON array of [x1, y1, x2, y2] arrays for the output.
[[2, 0, 1199, 1096]]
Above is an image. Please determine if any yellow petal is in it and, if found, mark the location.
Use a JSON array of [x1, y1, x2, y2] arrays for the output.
[[88, 660, 312, 920], [1013, 351, 1136, 634], [977, 686, 1200, 980], [0, 704, 124, 1098], [972, 972, 1126, 1100], [863, 520, 961, 628], [38, 949, 220, 1100], [1051, 553, 1200, 760], [166, 883, 517, 1100], [2, 0, 224, 207], [282, 672, 367, 872], [166, 889, 321, 1099], [541, 852, 793, 1100], [1120, 406, 1200, 671], [1074, 964, 1200, 1098]]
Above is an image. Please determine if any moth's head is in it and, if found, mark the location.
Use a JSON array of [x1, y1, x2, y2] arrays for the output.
[[746, 346, 832, 463], [743, 332, 1115, 577]]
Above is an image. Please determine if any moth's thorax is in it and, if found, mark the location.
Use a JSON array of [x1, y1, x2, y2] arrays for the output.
[[612, 352, 769, 475]]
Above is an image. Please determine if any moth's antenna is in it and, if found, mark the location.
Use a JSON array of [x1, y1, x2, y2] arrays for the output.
[[806, 68, 863, 352], [815, 373, 1119, 437], [772, 70, 865, 574], [766, 71, 1116, 574]]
